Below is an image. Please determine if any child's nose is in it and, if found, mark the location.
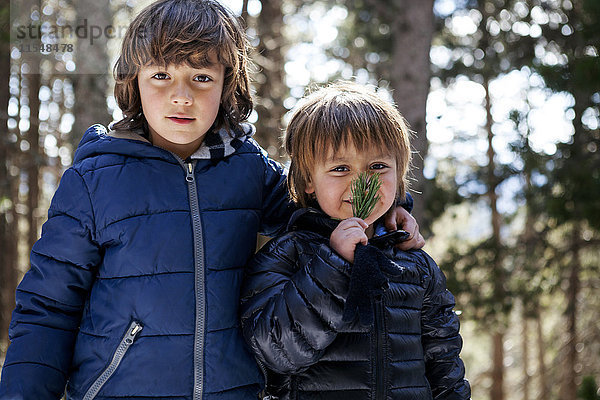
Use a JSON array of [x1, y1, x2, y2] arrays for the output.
[[171, 84, 193, 106]]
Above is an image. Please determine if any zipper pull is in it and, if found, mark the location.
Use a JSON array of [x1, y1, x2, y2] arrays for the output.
[[125, 322, 143, 344], [186, 162, 194, 183]]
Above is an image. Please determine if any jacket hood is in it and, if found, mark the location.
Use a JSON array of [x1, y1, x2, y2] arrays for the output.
[[73, 123, 255, 164]]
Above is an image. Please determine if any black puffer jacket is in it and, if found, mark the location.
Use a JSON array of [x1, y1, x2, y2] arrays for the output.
[[240, 208, 470, 400]]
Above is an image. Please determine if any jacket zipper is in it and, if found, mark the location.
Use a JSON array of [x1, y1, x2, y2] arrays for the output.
[[82, 321, 143, 400], [374, 299, 386, 400], [184, 160, 206, 400]]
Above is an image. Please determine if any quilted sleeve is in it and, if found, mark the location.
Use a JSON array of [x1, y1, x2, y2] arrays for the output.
[[0, 168, 101, 399], [240, 234, 351, 374], [257, 148, 296, 238], [420, 252, 471, 400]]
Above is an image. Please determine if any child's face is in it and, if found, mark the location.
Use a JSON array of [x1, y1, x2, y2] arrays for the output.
[[137, 55, 225, 159], [305, 141, 398, 225]]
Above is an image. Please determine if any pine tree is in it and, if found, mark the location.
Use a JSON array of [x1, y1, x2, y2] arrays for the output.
[[532, 1, 600, 398]]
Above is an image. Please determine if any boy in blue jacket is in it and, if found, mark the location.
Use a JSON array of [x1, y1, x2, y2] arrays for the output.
[[240, 81, 471, 399], [0, 1, 422, 399]]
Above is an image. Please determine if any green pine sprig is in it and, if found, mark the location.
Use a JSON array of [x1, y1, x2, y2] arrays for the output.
[[351, 172, 382, 220]]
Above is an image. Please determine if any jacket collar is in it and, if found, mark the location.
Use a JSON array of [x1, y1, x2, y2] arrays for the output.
[[74, 123, 254, 164], [106, 123, 254, 160], [189, 123, 254, 159], [287, 207, 399, 250], [287, 207, 340, 238]]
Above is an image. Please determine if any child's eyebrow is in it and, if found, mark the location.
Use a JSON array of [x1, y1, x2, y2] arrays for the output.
[[141, 62, 221, 74], [326, 155, 348, 163], [142, 53, 222, 71], [325, 153, 394, 163], [372, 154, 395, 160], [198, 62, 222, 71]]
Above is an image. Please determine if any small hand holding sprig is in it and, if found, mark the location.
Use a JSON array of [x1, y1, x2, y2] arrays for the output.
[[328, 172, 396, 326]]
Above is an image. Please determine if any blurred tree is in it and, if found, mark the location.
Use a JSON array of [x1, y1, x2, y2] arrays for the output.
[[533, 1, 600, 398], [23, 2, 42, 255], [431, 1, 542, 397], [71, 0, 113, 143], [435, 1, 600, 399], [508, 108, 552, 400], [0, 0, 18, 357], [251, 0, 287, 161], [534, 304, 550, 400]]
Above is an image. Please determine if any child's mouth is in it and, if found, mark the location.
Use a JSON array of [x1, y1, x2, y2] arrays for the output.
[[167, 116, 195, 124]]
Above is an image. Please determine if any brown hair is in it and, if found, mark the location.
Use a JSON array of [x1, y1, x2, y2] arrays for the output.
[[112, 0, 252, 132], [284, 81, 412, 207]]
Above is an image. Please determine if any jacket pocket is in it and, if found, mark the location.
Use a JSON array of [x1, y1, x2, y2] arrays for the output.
[[82, 320, 143, 400]]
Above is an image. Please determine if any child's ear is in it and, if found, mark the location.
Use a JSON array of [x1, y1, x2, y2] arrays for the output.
[[305, 180, 315, 194]]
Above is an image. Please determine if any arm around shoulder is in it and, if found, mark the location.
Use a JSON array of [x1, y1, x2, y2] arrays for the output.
[[0, 168, 101, 399], [256, 145, 296, 237], [240, 232, 351, 374], [419, 251, 471, 399]]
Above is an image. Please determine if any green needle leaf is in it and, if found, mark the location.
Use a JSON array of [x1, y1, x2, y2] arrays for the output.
[[351, 172, 382, 220]]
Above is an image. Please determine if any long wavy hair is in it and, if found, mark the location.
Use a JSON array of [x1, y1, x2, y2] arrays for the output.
[[112, 0, 253, 133]]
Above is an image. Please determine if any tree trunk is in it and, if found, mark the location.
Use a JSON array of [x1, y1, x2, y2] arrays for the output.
[[535, 304, 549, 400], [253, 0, 286, 161], [522, 309, 530, 400], [0, 0, 18, 352], [484, 75, 505, 400], [557, 84, 588, 400], [560, 223, 581, 400], [491, 331, 505, 400], [521, 124, 535, 400], [26, 65, 41, 250], [387, 0, 434, 226], [71, 1, 112, 143]]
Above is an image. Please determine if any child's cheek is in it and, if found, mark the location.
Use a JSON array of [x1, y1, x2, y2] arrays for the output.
[[382, 177, 398, 201]]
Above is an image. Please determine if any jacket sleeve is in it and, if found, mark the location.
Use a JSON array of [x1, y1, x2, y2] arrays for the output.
[[257, 146, 297, 237], [0, 168, 101, 400], [240, 234, 351, 374], [420, 252, 471, 400]]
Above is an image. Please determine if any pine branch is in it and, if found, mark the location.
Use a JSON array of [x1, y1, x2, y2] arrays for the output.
[[351, 172, 382, 220]]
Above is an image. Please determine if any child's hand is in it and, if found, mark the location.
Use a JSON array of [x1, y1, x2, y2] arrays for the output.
[[384, 207, 425, 250], [330, 218, 369, 263]]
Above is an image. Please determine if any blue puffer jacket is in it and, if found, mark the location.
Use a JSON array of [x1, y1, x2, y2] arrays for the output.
[[0, 124, 294, 400], [240, 208, 470, 400]]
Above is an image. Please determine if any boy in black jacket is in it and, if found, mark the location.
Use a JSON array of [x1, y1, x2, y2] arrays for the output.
[[241, 81, 471, 400]]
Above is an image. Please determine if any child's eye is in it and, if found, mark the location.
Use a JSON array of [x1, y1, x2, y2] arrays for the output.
[[151, 72, 169, 80], [194, 75, 212, 82], [370, 163, 389, 170], [330, 166, 349, 172]]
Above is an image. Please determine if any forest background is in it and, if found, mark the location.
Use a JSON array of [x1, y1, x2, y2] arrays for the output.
[[0, 0, 599, 399]]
